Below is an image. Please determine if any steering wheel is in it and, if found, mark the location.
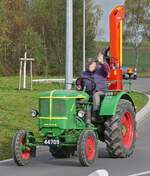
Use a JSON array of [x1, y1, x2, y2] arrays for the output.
[[76, 77, 96, 94]]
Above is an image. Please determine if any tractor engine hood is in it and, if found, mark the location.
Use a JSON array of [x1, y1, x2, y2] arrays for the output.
[[40, 90, 89, 100], [38, 89, 89, 136]]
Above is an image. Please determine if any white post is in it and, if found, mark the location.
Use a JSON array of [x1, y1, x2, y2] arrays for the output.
[[23, 52, 27, 89], [65, 0, 73, 90], [19, 60, 23, 90], [83, 0, 86, 71], [19, 56, 34, 90], [30, 61, 33, 90]]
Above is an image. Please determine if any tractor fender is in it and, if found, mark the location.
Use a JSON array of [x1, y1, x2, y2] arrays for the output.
[[99, 92, 136, 117]]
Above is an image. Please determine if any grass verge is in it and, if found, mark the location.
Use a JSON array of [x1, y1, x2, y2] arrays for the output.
[[0, 76, 63, 160], [139, 70, 150, 78], [129, 91, 148, 112]]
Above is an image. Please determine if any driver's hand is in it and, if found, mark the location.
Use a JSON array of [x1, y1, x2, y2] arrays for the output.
[[76, 85, 82, 91], [98, 54, 104, 64]]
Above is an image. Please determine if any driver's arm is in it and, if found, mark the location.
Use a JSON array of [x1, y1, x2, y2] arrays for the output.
[[97, 56, 110, 77], [100, 61, 110, 77]]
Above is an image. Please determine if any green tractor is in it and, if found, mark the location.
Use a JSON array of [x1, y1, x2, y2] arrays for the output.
[[12, 6, 136, 167], [12, 77, 136, 166]]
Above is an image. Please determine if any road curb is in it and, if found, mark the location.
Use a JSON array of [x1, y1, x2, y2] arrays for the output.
[[136, 95, 150, 124]]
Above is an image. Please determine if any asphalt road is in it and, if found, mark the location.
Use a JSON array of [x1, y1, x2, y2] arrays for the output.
[[132, 78, 150, 94], [0, 78, 150, 176]]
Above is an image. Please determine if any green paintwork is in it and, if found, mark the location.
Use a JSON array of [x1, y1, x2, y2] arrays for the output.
[[39, 90, 89, 138], [39, 89, 89, 100], [99, 91, 135, 116], [20, 144, 26, 152], [22, 87, 136, 150]]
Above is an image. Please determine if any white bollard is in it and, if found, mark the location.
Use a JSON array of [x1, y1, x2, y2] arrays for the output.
[[23, 52, 27, 89], [88, 170, 109, 176]]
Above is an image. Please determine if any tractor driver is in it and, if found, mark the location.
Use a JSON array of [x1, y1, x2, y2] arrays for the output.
[[78, 50, 110, 117]]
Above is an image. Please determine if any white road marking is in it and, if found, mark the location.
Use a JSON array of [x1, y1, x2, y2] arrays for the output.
[[0, 159, 13, 163], [128, 171, 150, 176], [88, 170, 109, 176]]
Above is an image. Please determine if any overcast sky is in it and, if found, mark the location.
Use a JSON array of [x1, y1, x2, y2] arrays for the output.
[[94, 0, 125, 41]]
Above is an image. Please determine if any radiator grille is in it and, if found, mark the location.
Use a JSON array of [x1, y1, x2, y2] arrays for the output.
[[52, 99, 66, 117], [39, 99, 50, 117]]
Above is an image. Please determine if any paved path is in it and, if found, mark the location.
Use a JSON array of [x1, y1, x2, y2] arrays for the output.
[[132, 78, 150, 94]]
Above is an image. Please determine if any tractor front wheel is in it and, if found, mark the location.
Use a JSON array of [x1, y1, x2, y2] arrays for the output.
[[12, 130, 32, 166], [104, 99, 136, 158], [77, 130, 97, 166]]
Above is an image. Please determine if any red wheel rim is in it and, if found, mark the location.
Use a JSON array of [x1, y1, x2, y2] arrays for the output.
[[121, 111, 134, 149], [85, 135, 96, 161], [20, 136, 30, 160]]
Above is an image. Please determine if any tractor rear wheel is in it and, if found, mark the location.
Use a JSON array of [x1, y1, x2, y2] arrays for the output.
[[77, 130, 97, 166], [12, 130, 31, 166], [50, 147, 71, 158], [104, 99, 136, 158]]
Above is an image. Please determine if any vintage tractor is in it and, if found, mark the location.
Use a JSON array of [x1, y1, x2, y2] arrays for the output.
[[12, 6, 136, 167]]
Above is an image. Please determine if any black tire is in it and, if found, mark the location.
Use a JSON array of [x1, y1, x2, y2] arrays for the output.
[[50, 147, 71, 158], [77, 130, 97, 166], [104, 99, 136, 158], [12, 130, 31, 166]]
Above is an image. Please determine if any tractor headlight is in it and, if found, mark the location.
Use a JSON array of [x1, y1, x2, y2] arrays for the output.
[[78, 110, 85, 118], [31, 109, 39, 118]]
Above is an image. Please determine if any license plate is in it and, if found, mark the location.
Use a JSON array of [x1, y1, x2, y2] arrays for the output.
[[43, 139, 60, 145]]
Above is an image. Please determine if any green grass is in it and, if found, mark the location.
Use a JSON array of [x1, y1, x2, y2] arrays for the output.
[[138, 70, 150, 78], [129, 91, 148, 112], [123, 49, 150, 78], [123, 50, 150, 68], [0, 77, 148, 160], [123, 49, 150, 77], [0, 76, 63, 160]]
